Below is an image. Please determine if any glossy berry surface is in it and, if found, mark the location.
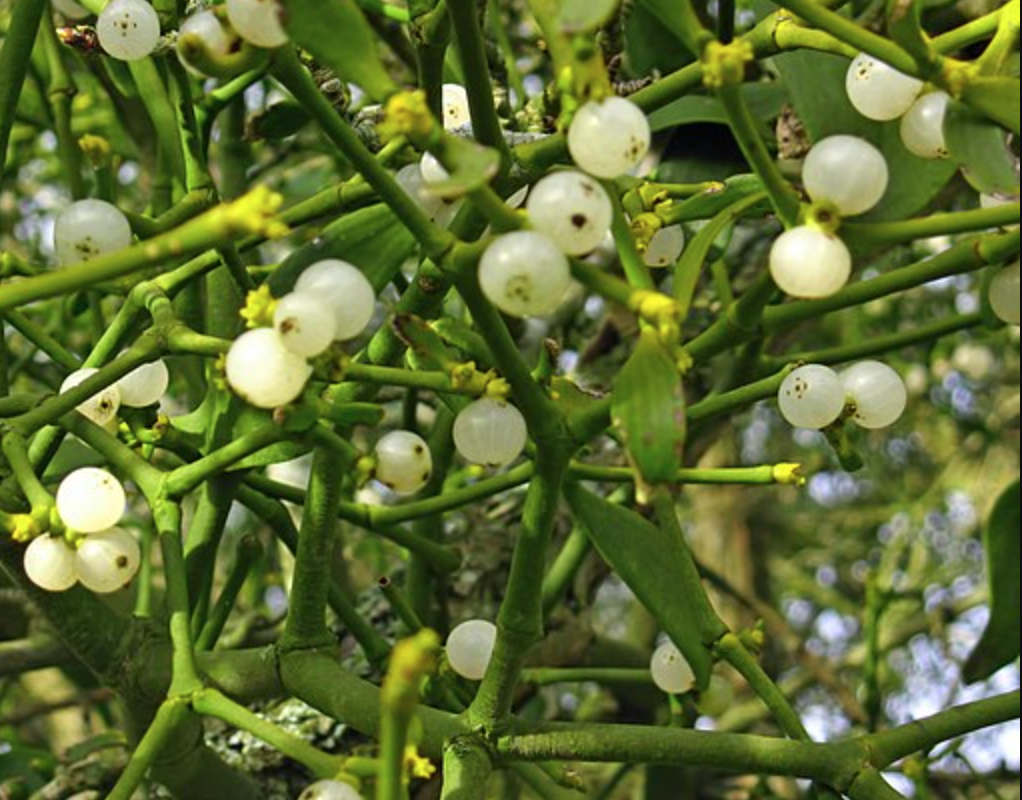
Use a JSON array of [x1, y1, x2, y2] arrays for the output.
[[96, 0, 161, 61], [446, 619, 497, 680], [60, 368, 121, 428], [54, 199, 133, 266], [525, 170, 613, 256], [839, 360, 907, 429], [297, 780, 364, 800], [75, 528, 141, 593], [649, 641, 695, 694], [696, 675, 735, 717], [769, 226, 852, 299], [56, 467, 127, 534], [23, 536, 79, 592], [643, 224, 686, 267], [177, 10, 236, 72], [567, 97, 651, 178], [845, 53, 922, 121], [116, 361, 169, 408], [374, 431, 432, 494], [900, 92, 950, 159], [442, 84, 471, 130], [989, 261, 1020, 325], [225, 328, 313, 408], [225, 0, 288, 48], [273, 292, 337, 357], [478, 231, 571, 317], [777, 364, 846, 430], [294, 259, 377, 341], [802, 135, 889, 216], [452, 398, 528, 467]]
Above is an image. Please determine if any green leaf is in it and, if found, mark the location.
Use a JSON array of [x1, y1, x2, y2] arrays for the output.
[[633, 0, 698, 59], [648, 83, 787, 134], [963, 479, 1020, 683], [565, 483, 723, 687], [943, 99, 1020, 195], [669, 174, 766, 222], [558, 0, 620, 34], [249, 101, 311, 140], [282, 0, 397, 101], [885, 0, 930, 63], [623, 1, 692, 76], [611, 328, 685, 487], [771, 50, 957, 220], [961, 76, 1022, 136]]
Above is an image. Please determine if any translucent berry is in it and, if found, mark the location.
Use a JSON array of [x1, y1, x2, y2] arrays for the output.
[[769, 225, 852, 299], [445, 619, 497, 680], [225, 0, 288, 48], [54, 199, 133, 266], [643, 224, 685, 268], [989, 261, 1020, 325], [452, 398, 528, 467], [478, 231, 571, 317], [115, 360, 169, 408], [900, 92, 950, 159], [225, 328, 313, 408], [802, 135, 888, 216], [442, 83, 471, 130], [845, 53, 922, 121], [177, 10, 237, 72], [23, 535, 79, 592], [395, 163, 447, 221], [649, 640, 695, 694], [567, 97, 651, 178], [419, 152, 450, 186], [374, 430, 432, 494], [839, 360, 907, 429], [294, 259, 376, 341], [525, 170, 613, 256], [56, 467, 127, 533], [96, 0, 161, 61], [297, 780, 364, 800], [777, 364, 846, 430], [75, 528, 141, 593], [273, 292, 337, 357], [695, 675, 735, 717], [60, 368, 121, 428]]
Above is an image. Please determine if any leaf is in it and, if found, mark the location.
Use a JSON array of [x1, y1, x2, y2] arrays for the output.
[[268, 203, 417, 295], [963, 479, 1020, 683], [648, 83, 788, 134], [559, 0, 620, 34], [671, 174, 766, 222], [249, 101, 311, 140], [771, 50, 957, 220], [282, 0, 397, 101], [565, 483, 723, 688], [943, 99, 1020, 195], [885, 0, 930, 63], [633, 0, 698, 59], [623, 1, 692, 76], [961, 76, 1022, 136]]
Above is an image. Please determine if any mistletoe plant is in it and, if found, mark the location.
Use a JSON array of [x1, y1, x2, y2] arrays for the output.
[[0, 0, 1019, 797]]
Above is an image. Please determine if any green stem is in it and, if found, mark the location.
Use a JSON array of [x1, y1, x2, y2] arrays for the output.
[[842, 203, 1020, 247], [441, 737, 493, 800], [164, 425, 288, 498], [568, 462, 802, 484], [540, 524, 590, 618], [106, 698, 192, 800], [0, 0, 46, 180], [933, 7, 1008, 53], [128, 58, 186, 194], [844, 769, 908, 800], [379, 575, 425, 632], [40, 19, 85, 199], [195, 534, 262, 651], [521, 667, 653, 686]]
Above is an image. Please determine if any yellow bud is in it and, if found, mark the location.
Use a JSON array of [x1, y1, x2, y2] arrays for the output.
[[772, 463, 806, 487], [404, 746, 436, 780], [701, 40, 755, 88], [239, 284, 277, 329]]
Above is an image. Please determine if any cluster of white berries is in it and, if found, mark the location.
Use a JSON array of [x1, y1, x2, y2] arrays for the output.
[[444, 618, 497, 680], [777, 360, 907, 431], [24, 468, 140, 593], [61, 361, 171, 432], [225, 260, 376, 409], [297, 780, 363, 800], [845, 54, 950, 159], [476, 96, 651, 317]]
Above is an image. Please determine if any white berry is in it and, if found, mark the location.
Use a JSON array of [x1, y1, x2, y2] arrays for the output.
[[989, 261, 1020, 325], [115, 360, 169, 408], [696, 675, 735, 717], [294, 259, 376, 341], [75, 528, 141, 593], [177, 10, 237, 72], [478, 231, 571, 317], [839, 360, 907, 429], [845, 53, 923, 121], [649, 640, 695, 694], [23, 536, 79, 592], [453, 398, 528, 467], [374, 430, 432, 494], [419, 152, 450, 186], [60, 368, 121, 428], [56, 467, 127, 533], [273, 292, 337, 357], [297, 780, 364, 800], [225, 328, 312, 408], [225, 0, 288, 48], [54, 199, 133, 266], [769, 225, 852, 299], [643, 224, 686, 268], [777, 364, 846, 430], [900, 92, 950, 159], [96, 0, 161, 61], [446, 619, 497, 680], [442, 84, 471, 130], [525, 170, 613, 256], [802, 135, 888, 216], [567, 97, 651, 178]]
